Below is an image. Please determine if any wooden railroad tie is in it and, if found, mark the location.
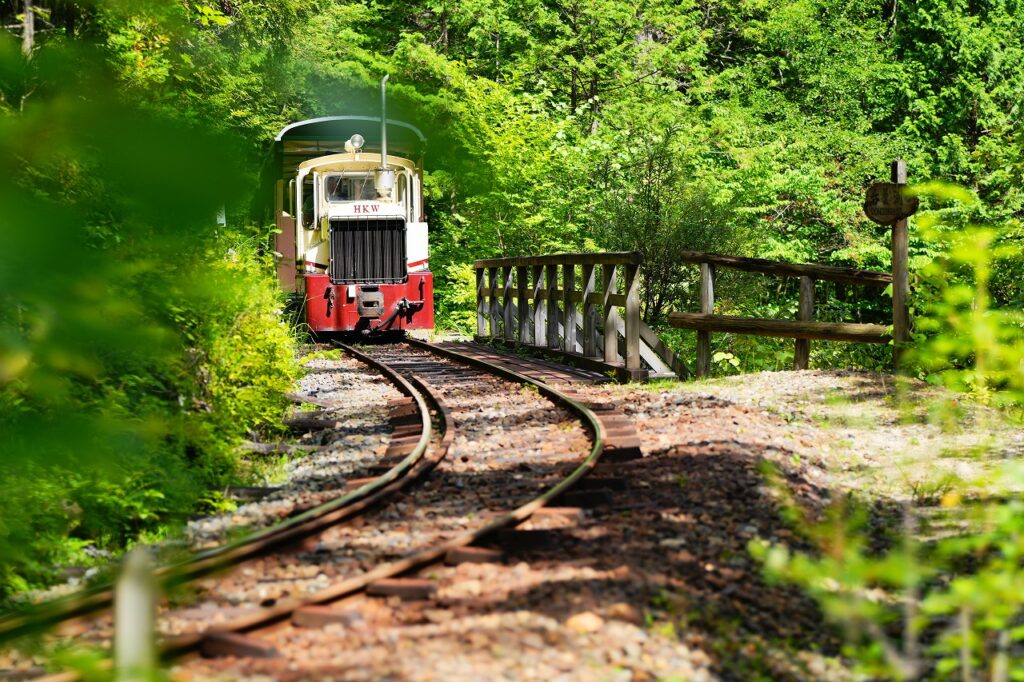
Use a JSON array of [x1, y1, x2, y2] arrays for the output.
[[292, 604, 365, 629], [366, 578, 437, 601], [200, 631, 280, 659], [445, 546, 505, 565]]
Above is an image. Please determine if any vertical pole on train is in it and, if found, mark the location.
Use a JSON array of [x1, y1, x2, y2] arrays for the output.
[[890, 159, 910, 372]]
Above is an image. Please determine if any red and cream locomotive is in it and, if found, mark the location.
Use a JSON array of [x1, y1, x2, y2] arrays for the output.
[[272, 77, 433, 334]]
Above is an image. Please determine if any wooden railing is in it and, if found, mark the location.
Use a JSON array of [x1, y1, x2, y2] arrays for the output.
[[668, 252, 894, 378], [474, 252, 649, 381]]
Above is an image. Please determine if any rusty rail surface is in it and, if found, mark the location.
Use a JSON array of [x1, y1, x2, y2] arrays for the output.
[[27, 340, 607, 682], [0, 351, 436, 645]]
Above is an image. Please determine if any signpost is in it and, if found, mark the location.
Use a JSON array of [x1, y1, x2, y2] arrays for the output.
[[864, 182, 919, 225], [864, 160, 915, 371]]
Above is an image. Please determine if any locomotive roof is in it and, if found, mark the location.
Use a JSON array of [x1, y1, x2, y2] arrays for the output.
[[275, 116, 426, 177]]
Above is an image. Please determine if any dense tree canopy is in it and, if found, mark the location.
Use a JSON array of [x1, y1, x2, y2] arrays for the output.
[[0, 0, 1021, 600]]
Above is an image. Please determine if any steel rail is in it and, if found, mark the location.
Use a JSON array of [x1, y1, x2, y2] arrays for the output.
[[153, 340, 605, 657], [30, 340, 604, 682], [0, 352, 435, 645]]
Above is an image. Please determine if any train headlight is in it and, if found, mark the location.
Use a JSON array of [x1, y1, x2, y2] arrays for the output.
[[346, 134, 365, 152]]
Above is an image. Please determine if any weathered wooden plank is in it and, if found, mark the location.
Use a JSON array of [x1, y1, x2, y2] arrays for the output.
[[625, 263, 640, 371], [476, 267, 486, 336], [474, 252, 642, 268], [603, 264, 620, 364], [532, 264, 546, 345], [794, 276, 814, 370], [476, 337, 646, 383], [669, 313, 890, 343], [582, 264, 597, 358], [201, 632, 279, 659], [546, 263, 559, 350], [563, 263, 577, 353], [638, 320, 689, 378], [475, 286, 627, 307], [502, 265, 514, 342], [675, 251, 891, 286], [488, 267, 500, 338], [696, 263, 715, 378], [891, 159, 910, 371], [516, 265, 530, 344]]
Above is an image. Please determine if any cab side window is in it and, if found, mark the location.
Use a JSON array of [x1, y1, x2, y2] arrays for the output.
[[397, 174, 408, 220], [301, 175, 315, 228]]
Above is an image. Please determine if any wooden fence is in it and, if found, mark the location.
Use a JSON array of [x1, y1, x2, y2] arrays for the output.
[[668, 252, 894, 377], [474, 252, 656, 381]]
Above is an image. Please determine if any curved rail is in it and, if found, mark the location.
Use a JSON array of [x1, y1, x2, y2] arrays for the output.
[[29, 340, 604, 682], [156, 340, 605, 657], [0, 351, 436, 644]]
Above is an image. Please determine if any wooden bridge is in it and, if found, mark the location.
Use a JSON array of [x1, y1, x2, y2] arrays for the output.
[[473, 252, 686, 382], [474, 161, 912, 381], [474, 250, 902, 381]]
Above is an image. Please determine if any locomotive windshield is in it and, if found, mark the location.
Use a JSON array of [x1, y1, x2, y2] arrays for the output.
[[326, 174, 377, 202]]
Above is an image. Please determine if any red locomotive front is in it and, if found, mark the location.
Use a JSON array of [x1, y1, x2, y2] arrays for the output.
[[271, 77, 434, 334]]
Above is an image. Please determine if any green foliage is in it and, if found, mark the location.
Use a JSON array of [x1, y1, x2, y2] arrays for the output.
[[751, 195, 1024, 679], [907, 184, 1024, 413], [0, 8, 297, 602], [81, 0, 1015, 353], [1, 0, 1021, 613]]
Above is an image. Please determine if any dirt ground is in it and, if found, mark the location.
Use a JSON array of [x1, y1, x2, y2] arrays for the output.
[[643, 369, 1024, 504], [6, 366, 1021, 681]]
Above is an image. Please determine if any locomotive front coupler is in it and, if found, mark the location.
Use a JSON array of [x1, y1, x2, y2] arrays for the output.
[[355, 286, 384, 318], [364, 297, 424, 334]]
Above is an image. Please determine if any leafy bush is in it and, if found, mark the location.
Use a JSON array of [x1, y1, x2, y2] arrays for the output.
[[0, 28, 297, 602], [751, 187, 1024, 679]]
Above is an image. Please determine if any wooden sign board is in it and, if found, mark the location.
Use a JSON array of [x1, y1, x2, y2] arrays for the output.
[[864, 182, 918, 225]]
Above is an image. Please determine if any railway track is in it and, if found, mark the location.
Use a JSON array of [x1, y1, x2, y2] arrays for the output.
[[2, 339, 608, 681], [0, 348, 434, 646]]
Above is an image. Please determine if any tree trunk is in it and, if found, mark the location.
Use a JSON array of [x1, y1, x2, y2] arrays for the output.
[[22, 0, 34, 57]]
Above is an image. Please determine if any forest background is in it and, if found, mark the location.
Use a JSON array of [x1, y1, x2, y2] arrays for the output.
[[0, 0, 1022, 619]]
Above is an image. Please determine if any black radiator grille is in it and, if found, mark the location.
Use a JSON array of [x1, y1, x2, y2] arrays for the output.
[[329, 218, 407, 284]]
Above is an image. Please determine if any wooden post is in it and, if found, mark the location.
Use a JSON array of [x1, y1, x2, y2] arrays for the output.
[[603, 264, 620, 364], [696, 263, 715, 378], [794, 276, 814, 370], [546, 263, 559, 349], [625, 263, 640, 371], [582, 264, 598, 357], [115, 549, 156, 682], [502, 265, 514, 341], [891, 159, 910, 371], [560, 264, 575, 353], [488, 267, 500, 338], [532, 264, 545, 347], [476, 267, 487, 337], [516, 265, 530, 344]]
